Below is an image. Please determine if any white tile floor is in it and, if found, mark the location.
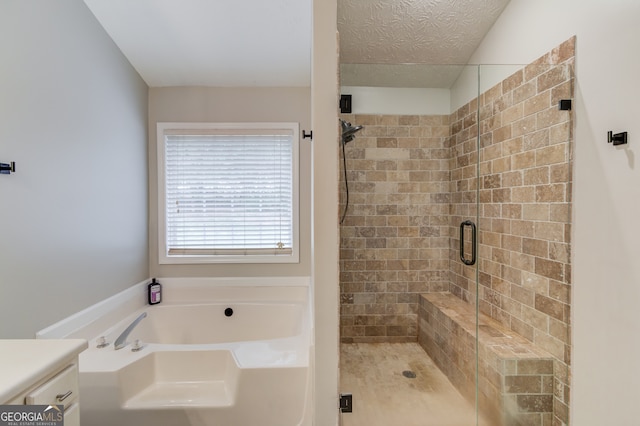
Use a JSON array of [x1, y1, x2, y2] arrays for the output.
[[340, 343, 488, 426]]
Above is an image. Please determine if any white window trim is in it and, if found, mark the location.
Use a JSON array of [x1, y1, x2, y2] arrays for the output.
[[157, 122, 300, 264]]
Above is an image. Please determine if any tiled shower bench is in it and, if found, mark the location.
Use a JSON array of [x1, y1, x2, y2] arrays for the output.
[[418, 293, 554, 426]]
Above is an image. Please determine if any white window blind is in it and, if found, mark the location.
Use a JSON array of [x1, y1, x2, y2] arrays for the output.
[[158, 123, 299, 263]]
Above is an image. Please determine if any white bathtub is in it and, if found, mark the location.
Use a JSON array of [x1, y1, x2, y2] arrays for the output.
[[131, 302, 305, 345], [37, 277, 313, 426]]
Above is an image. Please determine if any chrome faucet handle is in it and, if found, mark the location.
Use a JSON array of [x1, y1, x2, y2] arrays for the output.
[[96, 336, 109, 348], [131, 339, 145, 352]]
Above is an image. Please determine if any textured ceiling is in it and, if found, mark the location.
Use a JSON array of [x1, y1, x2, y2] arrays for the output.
[[83, 0, 510, 88], [339, 0, 511, 88]]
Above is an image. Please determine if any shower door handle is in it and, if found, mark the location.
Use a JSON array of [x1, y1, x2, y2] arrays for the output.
[[459, 220, 476, 266]]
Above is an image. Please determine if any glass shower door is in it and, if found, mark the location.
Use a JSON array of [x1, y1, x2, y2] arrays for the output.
[[337, 63, 483, 426], [474, 60, 574, 425], [446, 64, 482, 425], [337, 54, 573, 425]]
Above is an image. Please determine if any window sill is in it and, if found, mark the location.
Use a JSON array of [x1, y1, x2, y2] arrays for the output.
[[159, 253, 300, 265]]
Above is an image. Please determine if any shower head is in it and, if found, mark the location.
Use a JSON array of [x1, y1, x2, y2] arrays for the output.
[[340, 119, 363, 144]]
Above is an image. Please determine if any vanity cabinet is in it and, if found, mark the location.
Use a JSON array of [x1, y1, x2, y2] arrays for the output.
[[0, 340, 87, 426]]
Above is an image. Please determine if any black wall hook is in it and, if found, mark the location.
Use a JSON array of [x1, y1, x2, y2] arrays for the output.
[[302, 130, 313, 140], [0, 161, 15, 175], [559, 99, 572, 110], [608, 131, 628, 146]]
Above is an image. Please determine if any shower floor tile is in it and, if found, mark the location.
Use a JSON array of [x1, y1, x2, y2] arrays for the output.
[[340, 342, 487, 426]]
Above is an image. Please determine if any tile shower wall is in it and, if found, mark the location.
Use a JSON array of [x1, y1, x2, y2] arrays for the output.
[[339, 115, 451, 343], [339, 38, 573, 426], [449, 38, 574, 426]]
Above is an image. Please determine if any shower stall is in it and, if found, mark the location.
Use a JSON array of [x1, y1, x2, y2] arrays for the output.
[[338, 38, 574, 426]]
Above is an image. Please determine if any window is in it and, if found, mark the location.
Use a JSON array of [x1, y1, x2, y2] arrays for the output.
[[157, 122, 299, 264]]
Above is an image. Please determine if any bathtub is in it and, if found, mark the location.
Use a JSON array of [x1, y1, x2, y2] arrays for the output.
[[37, 277, 312, 426]]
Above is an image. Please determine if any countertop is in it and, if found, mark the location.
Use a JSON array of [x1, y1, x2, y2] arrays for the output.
[[0, 339, 88, 403]]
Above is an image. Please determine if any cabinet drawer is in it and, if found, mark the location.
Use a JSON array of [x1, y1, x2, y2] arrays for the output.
[[25, 364, 78, 408]]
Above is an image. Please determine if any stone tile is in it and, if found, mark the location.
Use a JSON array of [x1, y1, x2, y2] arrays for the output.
[[533, 331, 565, 360], [517, 359, 554, 375], [376, 115, 399, 126], [524, 166, 550, 185], [510, 186, 534, 204], [534, 222, 564, 242], [536, 144, 566, 166], [535, 258, 564, 281], [398, 115, 420, 126], [536, 108, 566, 130], [517, 394, 554, 413], [538, 66, 572, 92], [503, 103, 524, 124], [535, 294, 564, 321], [505, 376, 542, 394], [536, 183, 566, 203], [513, 80, 538, 104], [365, 325, 387, 336], [511, 284, 534, 306], [513, 151, 536, 170], [524, 91, 551, 117], [548, 281, 570, 304], [494, 125, 513, 143], [503, 70, 525, 93], [551, 37, 576, 64]]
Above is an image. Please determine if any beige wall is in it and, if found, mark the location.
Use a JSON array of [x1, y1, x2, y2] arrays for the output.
[[468, 1, 640, 424], [0, 0, 149, 338], [148, 87, 311, 277]]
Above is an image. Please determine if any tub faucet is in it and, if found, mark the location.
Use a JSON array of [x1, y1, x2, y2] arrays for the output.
[[114, 312, 147, 350]]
